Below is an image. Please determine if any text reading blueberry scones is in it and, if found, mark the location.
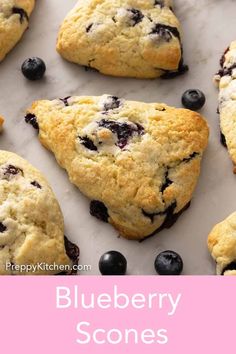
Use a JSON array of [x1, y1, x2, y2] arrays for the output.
[[214, 41, 236, 173], [0, 151, 79, 275], [208, 212, 236, 276], [0, 0, 35, 62], [26, 95, 209, 240], [56, 0, 187, 79]]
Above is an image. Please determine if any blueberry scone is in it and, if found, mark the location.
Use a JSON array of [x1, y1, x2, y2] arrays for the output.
[[25, 95, 209, 240], [56, 0, 188, 79], [0, 150, 79, 275], [208, 212, 236, 276], [0, 0, 35, 62], [214, 41, 236, 173]]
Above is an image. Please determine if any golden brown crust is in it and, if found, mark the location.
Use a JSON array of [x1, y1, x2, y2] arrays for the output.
[[0, 150, 72, 275], [56, 0, 182, 78], [214, 41, 236, 171], [26, 95, 209, 240], [208, 212, 236, 276], [0, 0, 35, 62]]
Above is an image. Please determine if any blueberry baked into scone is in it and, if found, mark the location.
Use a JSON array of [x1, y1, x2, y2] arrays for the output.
[[0, 0, 35, 62], [25, 95, 209, 240], [56, 0, 188, 79], [0, 150, 79, 275], [208, 212, 236, 276], [214, 40, 236, 173]]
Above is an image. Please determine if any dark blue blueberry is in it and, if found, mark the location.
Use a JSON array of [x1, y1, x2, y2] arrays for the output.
[[140, 202, 190, 242], [161, 59, 189, 79], [25, 113, 39, 130], [99, 251, 127, 275], [0, 222, 6, 233], [86, 23, 93, 32], [142, 201, 177, 224], [21, 57, 46, 81], [60, 96, 71, 107], [151, 23, 180, 41], [128, 8, 144, 26], [160, 170, 172, 193], [31, 181, 42, 189], [217, 63, 236, 78], [154, 0, 165, 8], [222, 261, 236, 275], [3, 165, 23, 177], [182, 89, 206, 111], [90, 200, 109, 222], [161, 53, 188, 78], [79, 136, 98, 151], [220, 132, 227, 148], [57, 236, 80, 275], [220, 47, 229, 68], [98, 119, 144, 149], [12, 7, 29, 23], [103, 96, 121, 111], [64, 236, 80, 270], [154, 250, 183, 275]]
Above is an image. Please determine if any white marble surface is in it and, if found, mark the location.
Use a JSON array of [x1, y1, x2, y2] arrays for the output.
[[0, 0, 236, 275]]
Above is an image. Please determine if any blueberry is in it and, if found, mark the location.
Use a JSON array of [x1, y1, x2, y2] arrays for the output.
[[128, 9, 144, 26], [60, 96, 71, 107], [3, 165, 23, 178], [103, 96, 121, 111], [21, 57, 46, 81], [161, 57, 189, 79], [57, 236, 80, 275], [31, 181, 42, 189], [99, 251, 127, 275], [12, 7, 29, 23], [25, 113, 39, 130], [64, 236, 80, 268], [151, 24, 180, 41], [220, 47, 229, 68], [154, 0, 164, 7], [86, 23, 93, 32], [222, 261, 236, 275], [217, 63, 236, 78], [220, 132, 227, 147], [160, 170, 172, 193], [181, 89, 206, 111], [154, 250, 183, 275], [90, 200, 109, 222], [79, 136, 98, 151], [98, 119, 144, 149]]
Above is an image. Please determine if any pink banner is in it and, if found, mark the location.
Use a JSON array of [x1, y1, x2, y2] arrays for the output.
[[0, 276, 234, 353]]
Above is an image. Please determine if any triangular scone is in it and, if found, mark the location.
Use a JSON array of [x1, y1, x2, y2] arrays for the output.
[[208, 212, 236, 276], [0, 115, 4, 131], [0, 150, 79, 275], [56, 0, 187, 79], [26, 95, 209, 240], [0, 0, 35, 62], [214, 41, 236, 173]]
